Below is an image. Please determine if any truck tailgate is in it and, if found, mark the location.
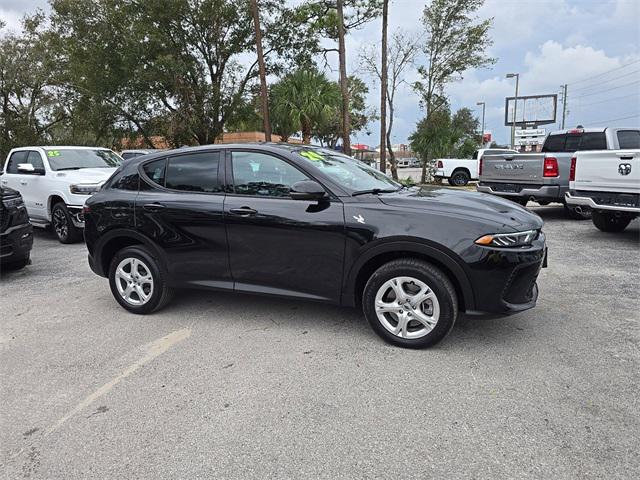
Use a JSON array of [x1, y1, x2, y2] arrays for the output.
[[481, 153, 543, 183], [574, 150, 640, 193]]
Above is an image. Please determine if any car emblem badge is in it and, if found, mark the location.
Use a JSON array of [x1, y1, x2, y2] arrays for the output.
[[353, 214, 365, 224], [618, 163, 632, 176]]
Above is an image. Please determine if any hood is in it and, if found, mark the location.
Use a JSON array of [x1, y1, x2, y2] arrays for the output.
[[53, 168, 117, 184], [378, 186, 543, 232]]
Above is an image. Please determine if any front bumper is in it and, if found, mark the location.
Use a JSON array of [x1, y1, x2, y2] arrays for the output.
[[478, 182, 566, 202], [0, 223, 33, 262], [467, 234, 547, 315], [565, 191, 640, 213]]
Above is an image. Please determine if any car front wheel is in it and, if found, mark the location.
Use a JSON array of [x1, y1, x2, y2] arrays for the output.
[[108, 246, 173, 314], [51, 202, 82, 243], [362, 259, 458, 348]]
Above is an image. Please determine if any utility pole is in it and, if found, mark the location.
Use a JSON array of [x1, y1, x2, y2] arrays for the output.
[[251, 0, 271, 142], [506, 73, 520, 149], [336, 0, 351, 156], [379, 0, 388, 173], [561, 84, 568, 129], [476, 101, 486, 147]]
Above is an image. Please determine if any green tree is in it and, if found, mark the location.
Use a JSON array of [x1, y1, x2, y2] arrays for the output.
[[450, 107, 480, 157], [270, 68, 340, 144], [413, 0, 495, 182], [409, 104, 454, 182]]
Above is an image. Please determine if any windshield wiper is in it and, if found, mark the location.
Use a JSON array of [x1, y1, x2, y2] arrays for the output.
[[55, 167, 82, 171], [352, 188, 399, 196]]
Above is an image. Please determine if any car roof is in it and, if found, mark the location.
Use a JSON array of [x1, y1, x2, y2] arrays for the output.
[[10, 146, 113, 151]]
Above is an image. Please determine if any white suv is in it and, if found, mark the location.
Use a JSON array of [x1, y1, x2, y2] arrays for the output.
[[0, 146, 122, 243]]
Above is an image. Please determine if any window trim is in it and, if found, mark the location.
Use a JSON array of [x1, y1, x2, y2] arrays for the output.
[[138, 149, 224, 195], [225, 148, 338, 201]]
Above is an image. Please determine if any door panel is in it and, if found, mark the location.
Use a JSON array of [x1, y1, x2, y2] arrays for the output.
[[225, 150, 345, 302], [135, 151, 230, 287]]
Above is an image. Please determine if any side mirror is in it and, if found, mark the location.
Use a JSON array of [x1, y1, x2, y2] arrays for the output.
[[17, 163, 45, 175], [290, 180, 327, 201]]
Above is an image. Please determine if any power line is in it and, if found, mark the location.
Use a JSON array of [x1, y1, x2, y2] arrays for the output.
[[573, 79, 640, 99], [575, 92, 640, 109], [570, 69, 640, 93], [589, 113, 640, 126], [567, 59, 640, 86]]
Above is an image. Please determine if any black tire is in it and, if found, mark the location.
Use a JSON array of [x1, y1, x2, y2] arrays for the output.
[[564, 203, 591, 220], [510, 198, 528, 206], [51, 202, 82, 243], [1, 255, 30, 272], [450, 170, 470, 186], [362, 259, 458, 349], [536, 200, 550, 206], [108, 246, 173, 314], [447, 178, 455, 186], [591, 211, 632, 232]]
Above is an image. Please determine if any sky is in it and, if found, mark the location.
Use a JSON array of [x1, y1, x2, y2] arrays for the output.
[[2, 0, 639, 147]]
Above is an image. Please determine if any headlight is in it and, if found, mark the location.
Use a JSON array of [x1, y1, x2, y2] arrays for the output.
[[70, 183, 103, 195], [475, 230, 538, 247]]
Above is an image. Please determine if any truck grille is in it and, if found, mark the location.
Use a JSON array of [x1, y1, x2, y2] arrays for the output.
[[0, 207, 8, 232], [576, 190, 640, 208]]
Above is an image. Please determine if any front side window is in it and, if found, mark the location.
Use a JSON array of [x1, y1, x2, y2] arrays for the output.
[[27, 151, 45, 170], [231, 151, 308, 197], [5, 151, 28, 174], [46, 149, 122, 171], [617, 130, 640, 149]]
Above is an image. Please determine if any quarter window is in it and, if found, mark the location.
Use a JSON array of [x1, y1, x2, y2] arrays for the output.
[[617, 130, 640, 149], [142, 158, 166, 187], [231, 151, 309, 197]]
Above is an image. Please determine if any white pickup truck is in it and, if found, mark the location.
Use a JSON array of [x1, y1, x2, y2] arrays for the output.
[[1, 146, 122, 243], [434, 148, 517, 186], [566, 147, 640, 232]]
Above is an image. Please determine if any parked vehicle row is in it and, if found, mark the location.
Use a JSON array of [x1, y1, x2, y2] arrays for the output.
[[0, 186, 33, 270], [435, 148, 517, 186], [477, 127, 640, 220]]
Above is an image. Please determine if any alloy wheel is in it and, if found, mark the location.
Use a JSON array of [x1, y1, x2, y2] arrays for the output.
[[374, 276, 440, 339], [53, 208, 68, 240], [114, 257, 154, 306]]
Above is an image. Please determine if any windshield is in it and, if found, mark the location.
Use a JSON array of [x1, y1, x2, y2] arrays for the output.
[[45, 149, 122, 171], [292, 147, 401, 192]]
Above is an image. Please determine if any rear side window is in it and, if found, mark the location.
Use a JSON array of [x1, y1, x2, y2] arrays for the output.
[[5, 151, 28, 174], [142, 158, 166, 187], [577, 133, 606, 151], [166, 152, 221, 193], [617, 130, 640, 149]]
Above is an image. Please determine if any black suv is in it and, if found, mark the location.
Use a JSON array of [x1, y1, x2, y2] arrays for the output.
[[85, 144, 546, 348], [0, 186, 33, 271]]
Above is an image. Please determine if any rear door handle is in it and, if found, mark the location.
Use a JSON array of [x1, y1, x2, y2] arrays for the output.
[[229, 207, 257, 216], [142, 202, 166, 212]]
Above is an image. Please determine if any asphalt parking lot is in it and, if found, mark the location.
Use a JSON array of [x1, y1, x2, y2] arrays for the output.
[[1, 205, 639, 479]]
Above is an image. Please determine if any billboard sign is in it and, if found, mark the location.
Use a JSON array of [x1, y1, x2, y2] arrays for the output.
[[505, 94, 557, 126]]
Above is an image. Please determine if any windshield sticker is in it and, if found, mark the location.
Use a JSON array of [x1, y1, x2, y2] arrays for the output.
[[299, 150, 324, 162], [46, 150, 61, 157]]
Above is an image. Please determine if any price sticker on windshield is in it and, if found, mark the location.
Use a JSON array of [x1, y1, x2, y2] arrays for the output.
[[299, 150, 324, 162], [46, 150, 61, 157]]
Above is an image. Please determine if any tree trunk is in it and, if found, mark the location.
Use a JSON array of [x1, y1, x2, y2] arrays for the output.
[[301, 119, 311, 144], [336, 0, 351, 156], [379, 0, 388, 173], [251, 0, 271, 141], [420, 155, 428, 184]]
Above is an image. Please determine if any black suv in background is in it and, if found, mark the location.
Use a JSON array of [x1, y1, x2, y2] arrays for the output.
[[0, 186, 33, 271], [85, 144, 547, 348]]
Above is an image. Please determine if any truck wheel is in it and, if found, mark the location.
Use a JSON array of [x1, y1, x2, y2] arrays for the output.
[[108, 246, 173, 314], [51, 203, 83, 243], [450, 170, 470, 186], [564, 203, 591, 220], [1, 254, 30, 272], [592, 211, 632, 232], [362, 259, 458, 349]]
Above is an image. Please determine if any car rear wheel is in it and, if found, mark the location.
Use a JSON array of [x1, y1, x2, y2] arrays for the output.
[[450, 170, 470, 186], [362, 259, 458, 348], [591, 211, 632, 232], [52, 202, 82, 243], [108, 246, 173, 314]]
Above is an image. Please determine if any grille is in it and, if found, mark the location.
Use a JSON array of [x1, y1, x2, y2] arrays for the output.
[[0, 206, 8, 232], [502, 263, 541, 305]]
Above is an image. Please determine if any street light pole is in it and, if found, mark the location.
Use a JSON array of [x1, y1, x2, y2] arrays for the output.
[[506, 73, 520, 149], [476, 101, 485, 147]]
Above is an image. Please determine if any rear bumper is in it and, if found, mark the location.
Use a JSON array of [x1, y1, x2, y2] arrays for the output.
[[478, 182, 566, 202], [565, 191, 640, 213], [434, 169, 446, 178], [0, 223, 33, 262]]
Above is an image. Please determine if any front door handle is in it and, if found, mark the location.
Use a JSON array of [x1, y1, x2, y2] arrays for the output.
[[143, 202, 166, 212], [1, 179, 7, 185], [229, 207, 257, 217], [20, 180, 28, 185]]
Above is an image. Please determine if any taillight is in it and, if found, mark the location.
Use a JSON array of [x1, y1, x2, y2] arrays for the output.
[[569, 157, 577, 181], [82, 205, 91, 214], [543, 157, 559, 177], [437, 160, 443, 168], [479, 157, 483, 176]]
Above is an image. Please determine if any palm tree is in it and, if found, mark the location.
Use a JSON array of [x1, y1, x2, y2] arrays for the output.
[[271, 69, 341, 144]]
